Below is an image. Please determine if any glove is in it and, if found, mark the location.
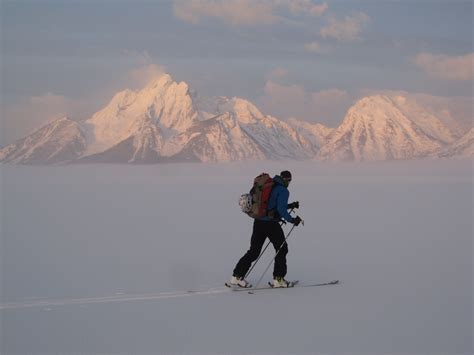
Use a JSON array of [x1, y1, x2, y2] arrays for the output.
[[292, 216, 302, 226], [288, 201, 299, 209]]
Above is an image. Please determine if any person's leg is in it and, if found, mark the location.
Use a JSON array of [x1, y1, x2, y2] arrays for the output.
[[268, 222, 288, 278], [233, 219, 267, 277]]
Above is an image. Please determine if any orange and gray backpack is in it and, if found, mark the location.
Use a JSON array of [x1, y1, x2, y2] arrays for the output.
[[239, 173, 274, 219]]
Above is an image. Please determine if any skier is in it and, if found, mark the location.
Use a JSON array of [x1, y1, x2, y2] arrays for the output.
[[230, 170, 302, 288]]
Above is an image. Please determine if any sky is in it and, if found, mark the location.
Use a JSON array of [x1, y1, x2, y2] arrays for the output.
[[1, 0, 473, 146]]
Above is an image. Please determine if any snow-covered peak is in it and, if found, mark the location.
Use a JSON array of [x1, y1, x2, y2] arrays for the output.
[[318, 94, 454, 161], [195, 95, 265, 124], [344, 94, 455, 143], [1, 73, 466, 165], [141, 73, 191, 99], [346, 95, 397, 120], [104, 89, 137, 112], [228, 97, 264, 123], [85, 73, 197, 154], [143, 73, 174, 90], [0, 116, 86, 164]]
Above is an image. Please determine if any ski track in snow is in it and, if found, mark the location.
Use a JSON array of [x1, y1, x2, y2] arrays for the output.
[[0, 282, 340, 310], [0, 287, 232, 310]]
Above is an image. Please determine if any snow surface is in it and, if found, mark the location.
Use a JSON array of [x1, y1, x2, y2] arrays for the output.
[[1, 161, 472, 354]]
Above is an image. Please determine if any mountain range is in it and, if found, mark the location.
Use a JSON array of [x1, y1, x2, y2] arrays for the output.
[[1, 74, 472, 164]]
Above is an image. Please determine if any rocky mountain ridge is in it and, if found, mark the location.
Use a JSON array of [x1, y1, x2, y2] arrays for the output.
[[1, 74, 471, 164]]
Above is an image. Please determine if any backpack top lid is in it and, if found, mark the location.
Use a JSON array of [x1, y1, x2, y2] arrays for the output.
[[253, 172, 272, 187]]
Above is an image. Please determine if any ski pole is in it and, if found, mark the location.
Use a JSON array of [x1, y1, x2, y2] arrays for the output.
[[251, 223, 297, 291], [244, 208, 295, 279]]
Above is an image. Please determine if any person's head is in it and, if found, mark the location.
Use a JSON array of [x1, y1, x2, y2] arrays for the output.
[[280, 170, 292, 187]]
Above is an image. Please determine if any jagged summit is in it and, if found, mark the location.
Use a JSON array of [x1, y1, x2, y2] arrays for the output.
[[144, 73, 174, 89], [84, 73, 198, 155], [224, 97, 265, 123], [141, 74, 192, 103], [0, 72, 312, 164]]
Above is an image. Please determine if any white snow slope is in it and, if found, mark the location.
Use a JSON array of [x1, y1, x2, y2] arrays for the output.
[[0, 117, 86, 164], [431, 128, 474, 158], [318, 95, 458, 161], [1, 161, 472, 355]]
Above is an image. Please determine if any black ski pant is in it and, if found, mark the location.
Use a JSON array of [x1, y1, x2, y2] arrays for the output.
[[233, 219, 288, 279]]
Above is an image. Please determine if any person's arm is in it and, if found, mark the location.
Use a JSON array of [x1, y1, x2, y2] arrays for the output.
[[276, 189, 293, 222], [287, 201, 299, 209]]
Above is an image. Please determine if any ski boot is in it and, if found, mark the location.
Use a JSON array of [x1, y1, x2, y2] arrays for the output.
[[228, 275, 251, 288], [272, 277, 291, 288]]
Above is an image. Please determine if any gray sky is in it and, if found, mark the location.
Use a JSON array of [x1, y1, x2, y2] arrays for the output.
[[1, 0, 473, 146]]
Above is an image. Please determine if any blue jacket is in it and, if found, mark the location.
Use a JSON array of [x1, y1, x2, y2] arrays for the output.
[[260, 175, 293, 222]]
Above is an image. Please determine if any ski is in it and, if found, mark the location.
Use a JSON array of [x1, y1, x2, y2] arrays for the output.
[[294, 280, 339, 287], [225, 279, 339, 293], [245, 280, 339, 294]]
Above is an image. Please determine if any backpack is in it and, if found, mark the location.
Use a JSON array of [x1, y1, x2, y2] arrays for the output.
[[239, 173, 274, 219]]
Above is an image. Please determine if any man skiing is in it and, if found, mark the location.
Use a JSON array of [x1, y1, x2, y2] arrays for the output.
[[230, 170, 302, 288]]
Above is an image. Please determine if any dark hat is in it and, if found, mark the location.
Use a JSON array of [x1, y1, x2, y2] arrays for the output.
[[280, 170, 292, 180]]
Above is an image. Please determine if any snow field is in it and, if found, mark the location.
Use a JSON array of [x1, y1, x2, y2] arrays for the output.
[[1, 160, 472, 354]]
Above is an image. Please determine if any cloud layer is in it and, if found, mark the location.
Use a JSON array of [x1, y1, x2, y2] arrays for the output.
[[173, 1, 370, 54], [304, 41, 329, 53], [173, 0, 277, 26], [320, 12, 371, 42], [3, 93, 87, 144], [414, 52, 474, 81], [2, 62, 168, 146], [259, 80, 352, 126], [127, 64, 167, 89], [173, 0, 328, 26]]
